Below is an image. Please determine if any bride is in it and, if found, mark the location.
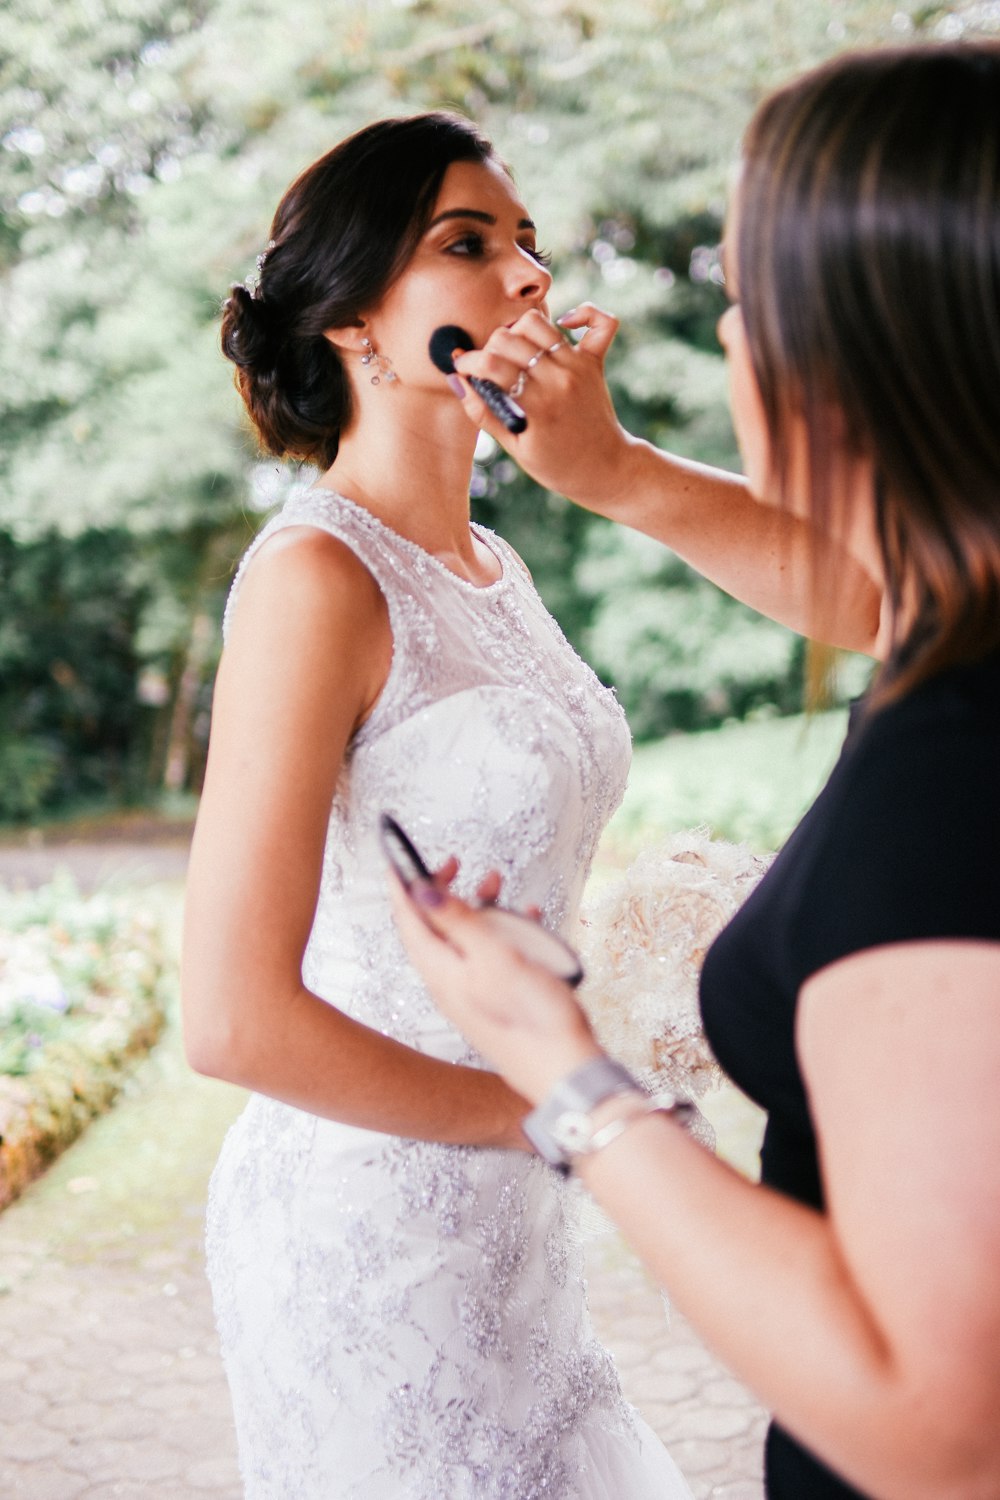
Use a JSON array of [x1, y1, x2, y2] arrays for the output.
[[181, 113, 694, 1499]]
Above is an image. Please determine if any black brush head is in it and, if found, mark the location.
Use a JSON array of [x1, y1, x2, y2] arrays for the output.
[[428, 324, 474, 375]]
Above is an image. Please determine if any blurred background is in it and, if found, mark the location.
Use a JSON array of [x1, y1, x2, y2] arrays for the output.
[[2, 0, 997, 837], [6, 16, 1000, 1486]]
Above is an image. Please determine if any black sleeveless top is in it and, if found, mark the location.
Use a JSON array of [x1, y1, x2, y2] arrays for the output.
[[700, 649, 1000, 1499]]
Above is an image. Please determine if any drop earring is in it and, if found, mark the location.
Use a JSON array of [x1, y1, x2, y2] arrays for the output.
[[360, 336, 397, 385]]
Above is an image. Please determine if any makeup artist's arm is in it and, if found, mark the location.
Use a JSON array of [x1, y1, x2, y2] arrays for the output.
[[390, 880, 1000, 1500], [452, 304, 885, 657], [182, 527, 529, 1149]]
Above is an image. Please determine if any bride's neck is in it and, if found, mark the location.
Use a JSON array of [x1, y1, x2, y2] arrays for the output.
[[322, 396, 481, 559]]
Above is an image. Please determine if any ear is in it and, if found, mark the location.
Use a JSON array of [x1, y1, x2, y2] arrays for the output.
[[322, 319, 367, 354]]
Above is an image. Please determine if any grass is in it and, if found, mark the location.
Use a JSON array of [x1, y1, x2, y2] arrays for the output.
[[0, 878, 173, 1211], [604, 707, 849, 858], [0, 793, 199, 846]]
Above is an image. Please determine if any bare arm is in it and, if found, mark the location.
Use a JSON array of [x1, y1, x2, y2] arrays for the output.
[[391, 881, 1000, 1499], [452, 305, 885, 655], [181, 527, 529, 1149]]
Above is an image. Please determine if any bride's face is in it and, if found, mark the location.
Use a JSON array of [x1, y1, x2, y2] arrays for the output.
[[364, 157, 552, 389]]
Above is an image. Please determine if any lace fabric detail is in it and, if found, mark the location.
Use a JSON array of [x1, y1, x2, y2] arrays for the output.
[[207, 489, 693, 1499]]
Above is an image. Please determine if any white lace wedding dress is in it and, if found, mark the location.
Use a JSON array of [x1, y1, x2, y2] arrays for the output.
[[205, 488, 694, 1500]]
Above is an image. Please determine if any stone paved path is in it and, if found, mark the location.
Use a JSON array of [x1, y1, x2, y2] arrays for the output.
[[0, 831, 192, 895], [0, 840, 769, 1498]]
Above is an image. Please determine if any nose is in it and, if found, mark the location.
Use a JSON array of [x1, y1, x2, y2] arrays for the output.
[[717, 303, 737, 351], [508, 246, 552, 305]]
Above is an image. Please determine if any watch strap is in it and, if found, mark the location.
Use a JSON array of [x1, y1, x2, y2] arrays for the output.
[[523, 1057, 641, 1170], [524, 1057, 695, 1173]]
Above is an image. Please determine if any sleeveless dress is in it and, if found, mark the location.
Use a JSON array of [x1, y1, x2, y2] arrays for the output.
[[205, 488, 694, 1500]]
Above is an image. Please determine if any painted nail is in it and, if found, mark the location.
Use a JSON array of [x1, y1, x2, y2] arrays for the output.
[[446, 374, 466, 399], [413, 881, 446, 908], [556, 309, 577, 324]]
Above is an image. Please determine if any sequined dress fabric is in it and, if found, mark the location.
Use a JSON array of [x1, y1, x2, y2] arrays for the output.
[[205, 489, 694, 1500]]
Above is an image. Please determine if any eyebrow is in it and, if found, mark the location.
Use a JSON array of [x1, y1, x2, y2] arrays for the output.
[[427, 208, 536, 232]]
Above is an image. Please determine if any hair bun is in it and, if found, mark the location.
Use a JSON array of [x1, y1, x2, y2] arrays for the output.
[[221, 283, 277, 373], [220, 113, 496, 468]]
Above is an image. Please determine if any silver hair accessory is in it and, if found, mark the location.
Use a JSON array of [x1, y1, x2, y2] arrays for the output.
[[245, 239, 276, 300], [361, 336, 397, 385]]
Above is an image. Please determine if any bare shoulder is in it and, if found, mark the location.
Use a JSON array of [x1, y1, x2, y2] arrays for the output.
[[799, 940, 1000, 1093], [800, 939, 1000, 1029], [799, 938, 1000, 1236], [217, 524, 392, 732], [230, 524, 387, 635]]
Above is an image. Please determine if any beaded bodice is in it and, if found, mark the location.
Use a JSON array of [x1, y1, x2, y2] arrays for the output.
[[207, 488, 697, 1500], [225, 486, 632, 1060]]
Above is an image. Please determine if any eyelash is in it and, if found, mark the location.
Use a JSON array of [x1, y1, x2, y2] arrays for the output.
[[447, 232, 552, 268]]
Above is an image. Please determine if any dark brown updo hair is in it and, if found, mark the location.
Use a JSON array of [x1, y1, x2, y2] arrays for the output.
[[221, 112, 497, 469], [737, 43, 1000, 703]]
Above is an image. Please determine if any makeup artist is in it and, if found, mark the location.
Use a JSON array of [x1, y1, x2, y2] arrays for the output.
[[393, 43, 1000, 1500]]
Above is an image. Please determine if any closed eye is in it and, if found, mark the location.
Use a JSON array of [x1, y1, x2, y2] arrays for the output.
[[444, 232, 552, 269]]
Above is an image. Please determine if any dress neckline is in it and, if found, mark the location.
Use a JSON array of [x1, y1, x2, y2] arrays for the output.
[[308, 487, 509, 596]]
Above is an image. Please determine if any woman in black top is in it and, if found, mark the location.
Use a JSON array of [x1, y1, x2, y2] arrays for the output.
[[390, 42, 1000, 1500]]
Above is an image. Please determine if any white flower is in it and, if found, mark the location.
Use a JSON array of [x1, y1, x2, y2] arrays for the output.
[[578, 828, 771, 1098]]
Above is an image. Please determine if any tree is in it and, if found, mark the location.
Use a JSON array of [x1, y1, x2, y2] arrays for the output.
[[1, 0, 991, 810]]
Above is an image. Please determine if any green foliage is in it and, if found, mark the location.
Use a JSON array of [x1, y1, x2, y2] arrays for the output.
[[606, 706, 855, 853], [0, 528, 151, 815], [0, 737, 62, 821], [0, 876, 170, 1207], [572, 521, 801, 734], [0, 873, 168, 1074], [0, 998, 71, 1076], [5, 0, 942, 544], [2, 0, 994, 806]]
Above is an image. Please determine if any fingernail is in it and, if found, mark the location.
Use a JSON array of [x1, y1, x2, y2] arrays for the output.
[[413, 880, 446, 908], [446, 374, 466, 399], [556, 310, 576, 325]]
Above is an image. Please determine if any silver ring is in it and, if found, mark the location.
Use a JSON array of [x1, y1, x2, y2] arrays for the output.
[[508, 370, 528, 399], [525, 339, 565, 372]]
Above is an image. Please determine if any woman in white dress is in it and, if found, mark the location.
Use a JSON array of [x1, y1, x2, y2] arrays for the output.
[[182, 113, 693, 1500]]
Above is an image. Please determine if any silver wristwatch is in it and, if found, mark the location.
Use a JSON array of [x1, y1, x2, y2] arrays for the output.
[[523, 1057, 692, 1174]]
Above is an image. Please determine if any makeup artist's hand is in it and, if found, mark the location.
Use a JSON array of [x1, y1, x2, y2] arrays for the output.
[[389, 872, 602, 1104], [450, 305, 639, 515]]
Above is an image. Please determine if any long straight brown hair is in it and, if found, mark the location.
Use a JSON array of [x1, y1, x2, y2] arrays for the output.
[[737, 43, 1000, 706]]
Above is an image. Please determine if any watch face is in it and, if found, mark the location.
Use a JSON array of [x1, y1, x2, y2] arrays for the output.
[[551, 1110, 592, 1153]]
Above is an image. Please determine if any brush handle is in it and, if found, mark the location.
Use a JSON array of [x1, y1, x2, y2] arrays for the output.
[[467, 376, 528, 435]]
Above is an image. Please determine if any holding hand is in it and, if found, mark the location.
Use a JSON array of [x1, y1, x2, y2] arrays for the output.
[[449, 305, 637, 513], [388, 867, 603, 1105]]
